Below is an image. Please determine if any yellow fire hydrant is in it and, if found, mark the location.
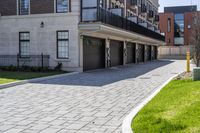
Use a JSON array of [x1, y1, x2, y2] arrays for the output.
[[186, 52, 190, 73]]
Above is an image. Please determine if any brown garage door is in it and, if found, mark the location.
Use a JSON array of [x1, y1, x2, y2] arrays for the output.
[[83, 37, 105, 71], [137, 44, 145, 63], [146, 45, 152, 61], [110, 40, 123, 67], [127, 43, 136, 64]]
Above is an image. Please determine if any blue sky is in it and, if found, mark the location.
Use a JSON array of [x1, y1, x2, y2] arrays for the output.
[[159, 0, 200, 12]]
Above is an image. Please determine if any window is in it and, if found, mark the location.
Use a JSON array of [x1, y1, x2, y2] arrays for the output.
[[19, 0, 30, 15], [57, 31, 69, 59], [19, 32, 30, 57], [137, 0, 141, 6], [167, 18, 171, 32], [174, 13, 184, 45], [56, 0, 68, 13], [81, 0, 98, 21]]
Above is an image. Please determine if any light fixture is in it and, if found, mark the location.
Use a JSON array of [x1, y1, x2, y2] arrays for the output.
[[40, 21, 44, 28]]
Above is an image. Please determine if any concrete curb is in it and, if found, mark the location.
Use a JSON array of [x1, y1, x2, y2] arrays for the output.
[[122, 73, 180, 133], [0, 72, 79, 89]]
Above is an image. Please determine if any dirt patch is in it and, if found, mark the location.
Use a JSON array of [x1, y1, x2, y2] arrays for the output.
[[174, 72, 192, 80]]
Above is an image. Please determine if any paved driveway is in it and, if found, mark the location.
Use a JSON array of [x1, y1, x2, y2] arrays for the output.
[[0, 60, 186, 133]]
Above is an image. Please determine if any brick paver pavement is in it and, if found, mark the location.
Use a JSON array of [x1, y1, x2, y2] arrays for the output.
[[0, 60, 187, 133]]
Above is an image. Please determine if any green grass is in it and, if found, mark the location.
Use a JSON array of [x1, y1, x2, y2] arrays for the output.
[[0, 71, 64, 84], [132, 79, 200, 133]]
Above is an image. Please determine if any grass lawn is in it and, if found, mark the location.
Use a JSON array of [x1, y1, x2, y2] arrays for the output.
[[132, 79, 200, 133], [0, 71, 64, 84]]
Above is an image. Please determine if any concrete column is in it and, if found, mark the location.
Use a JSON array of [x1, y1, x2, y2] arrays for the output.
[[105, 38, 110, 68], [124, 0, 127, 17], [135, 43, 138, 64], [79, 35, 84, 72], [156, 46, 158, 60], [123, 41, 127, 65]]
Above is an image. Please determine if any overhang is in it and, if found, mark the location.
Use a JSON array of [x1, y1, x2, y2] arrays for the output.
[[79, 22, 165, 46]]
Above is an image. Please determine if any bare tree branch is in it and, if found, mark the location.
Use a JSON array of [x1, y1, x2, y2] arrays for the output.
[[191, 12, 200, 67]]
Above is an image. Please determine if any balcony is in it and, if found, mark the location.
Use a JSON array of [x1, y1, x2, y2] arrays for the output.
[[141, 4, 147, 13], [81, 7, 164, 41], [127, 16, 138, 23], [131, 0, 138, 6], [148, 10, 154, 18], [110, 8, 124, 17]]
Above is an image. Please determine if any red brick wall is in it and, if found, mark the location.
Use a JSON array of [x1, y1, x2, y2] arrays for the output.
[[159, 13, 174, 46], [184, 12, 195, 45], [30, 0, 54, 14], [0, 0, 17, 16]]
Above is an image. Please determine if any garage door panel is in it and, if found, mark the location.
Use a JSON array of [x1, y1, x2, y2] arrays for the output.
[[137, 44, 145, 63], [146, 45, 151, 61], [83, 37, 105, 71], [127, 43, 136, 64], [110, 40, 123, 67], [152, 46, 157, 60]]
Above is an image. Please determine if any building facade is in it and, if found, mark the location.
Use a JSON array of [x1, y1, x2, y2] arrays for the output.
[[0, 0, 164, 72], [159, 5, 198, 46]]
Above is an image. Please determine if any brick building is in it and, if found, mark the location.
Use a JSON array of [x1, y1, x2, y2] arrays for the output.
[[159, 5, 198, 46]]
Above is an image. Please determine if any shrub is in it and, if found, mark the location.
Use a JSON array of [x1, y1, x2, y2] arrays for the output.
[[54, 63, 62, 71]]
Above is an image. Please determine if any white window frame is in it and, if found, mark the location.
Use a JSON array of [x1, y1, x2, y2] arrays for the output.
[[56, 0, 70, 13], [17, 0, 30, 15]]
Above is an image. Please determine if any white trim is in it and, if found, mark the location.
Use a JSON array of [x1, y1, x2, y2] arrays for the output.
[[0, 12, 79, 19], [16, 0, 19, 15], [79, 23, 165, 46], [54, 0, 56, 13], [28, 0, 30, 14], [122, 73, 181, 133]]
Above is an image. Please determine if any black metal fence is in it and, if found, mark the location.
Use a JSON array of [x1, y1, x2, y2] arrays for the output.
[[82, 7, 165, 41], [0, 54, 50, 68]]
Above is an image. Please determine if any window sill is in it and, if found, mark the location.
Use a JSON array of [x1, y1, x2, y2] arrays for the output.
[[55, 58, 71, 62]]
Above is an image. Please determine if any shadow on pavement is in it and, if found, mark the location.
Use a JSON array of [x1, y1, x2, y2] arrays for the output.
[[34, 60, 174, 87]]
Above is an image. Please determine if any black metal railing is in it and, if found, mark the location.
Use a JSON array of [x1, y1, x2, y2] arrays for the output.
[[93, 7, 165, 41], [0, 54, 50, 68], [131, 0, 138, 6]]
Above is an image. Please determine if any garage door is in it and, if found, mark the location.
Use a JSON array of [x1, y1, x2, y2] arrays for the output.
[[127, 43, 136, 64], [146, 45, 151, 61], [110, 40, 123, 67], [152, 46, 157, 60], [137, 44, 145, 63], [83, 37, 105, 71]]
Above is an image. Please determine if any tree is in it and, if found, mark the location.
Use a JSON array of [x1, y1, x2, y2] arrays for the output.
[[191, 12, 200, 67]]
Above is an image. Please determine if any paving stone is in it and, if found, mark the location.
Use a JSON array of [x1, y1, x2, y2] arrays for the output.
[[0, 125, 16, 132], [29, 124, 49, 131], [0, 60, 187, 133], [40, 128, 61, 133], [4, 128, 24, 133]]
